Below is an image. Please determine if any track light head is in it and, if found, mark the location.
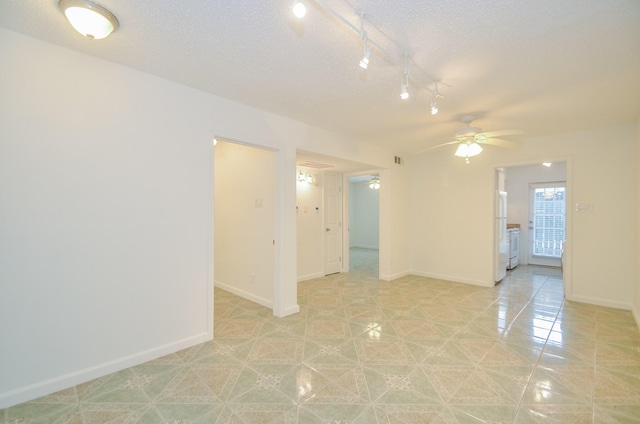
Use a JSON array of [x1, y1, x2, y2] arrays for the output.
[[359, 48, 372, 69], [292, 1, 306, 18], [430, 100, 438, 115], [400, 83, 409, 100]]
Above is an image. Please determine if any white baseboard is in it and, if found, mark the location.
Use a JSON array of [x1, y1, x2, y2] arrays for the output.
[[215, 280, 273, 309], [566, 294, 632, 310], [277, 304, 301, 318], [410, 270, 494, 287], [633, 306, 640, 332], [0, 332, 211, 409], [350, 245, 379, 251], [297, 272, 324, 283], [379, 270, 411, 281]]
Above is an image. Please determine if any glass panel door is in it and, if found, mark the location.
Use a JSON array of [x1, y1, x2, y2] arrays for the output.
[[528, 183, 565, 267]]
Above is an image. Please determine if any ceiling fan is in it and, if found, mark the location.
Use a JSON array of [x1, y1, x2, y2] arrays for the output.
[[415, 115, 523, 163]]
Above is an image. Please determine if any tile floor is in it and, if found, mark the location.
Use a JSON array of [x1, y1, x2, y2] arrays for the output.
[[3, 248, 640, 423]]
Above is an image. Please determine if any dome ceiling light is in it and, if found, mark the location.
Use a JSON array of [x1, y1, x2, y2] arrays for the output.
[[59, 0, 119, 40]]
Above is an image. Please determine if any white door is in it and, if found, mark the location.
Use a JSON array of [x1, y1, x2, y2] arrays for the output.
[[324, 173, 343, 275], [528, 183, 565, 267]]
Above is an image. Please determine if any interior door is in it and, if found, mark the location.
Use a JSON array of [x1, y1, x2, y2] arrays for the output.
[[528, 182, 565, 267], [324, 173, 343, 275]]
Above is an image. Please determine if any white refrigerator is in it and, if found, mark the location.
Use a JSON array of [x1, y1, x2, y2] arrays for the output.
[[494, 190, 508, 282]]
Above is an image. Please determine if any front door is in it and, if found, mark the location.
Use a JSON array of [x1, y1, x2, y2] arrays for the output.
[[324, 173, 342, 275]]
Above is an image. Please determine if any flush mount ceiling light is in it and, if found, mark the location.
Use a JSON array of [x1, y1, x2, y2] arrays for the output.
[[59, 0, 119, 40], [292, 1, 306, 19]]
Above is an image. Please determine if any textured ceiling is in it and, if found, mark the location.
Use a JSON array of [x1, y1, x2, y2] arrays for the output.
[[1, 0, 639, 157]]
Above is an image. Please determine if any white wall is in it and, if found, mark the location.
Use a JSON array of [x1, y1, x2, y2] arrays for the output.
[[349, 180, 380, 249], [214, 141, 275, 307], [505, 163, 567, 265], [0, 29, 214, 407], [635, 114, 640, 327], [409, 123, 637, 309], [296, 168, 324, 282], [0, 28, 410, 407]]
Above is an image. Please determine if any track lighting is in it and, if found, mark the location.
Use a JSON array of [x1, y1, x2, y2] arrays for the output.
[[400, 54, 410, 100], [58, 0, 119, 40], [429, 82, 441, 115], [360, 49, 372, 69], [285, 3, 449, 112], [430, 100, 438, 115], [358, 14, 372, 69], [292, 1, 306, 19], [400, 83, 409, 100], [360, 35, 372, 69]]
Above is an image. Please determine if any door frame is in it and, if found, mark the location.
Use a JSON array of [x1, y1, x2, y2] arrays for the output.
[[343, 169, 383, 278], [212, 135, 282, 315], [495, 156, 573, 300], [527, 181, 566, 267]]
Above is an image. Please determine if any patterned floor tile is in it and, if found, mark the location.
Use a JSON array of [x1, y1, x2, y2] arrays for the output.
[[302, 338, 359, 364], [522, 365, 594, 406], [594, 365, 640, 404], [362, 365, 442, 405], [594, 404, 640, 423], [3, 254, 640, 423], [4, 403, 81, 424], [514, 405, 593, 423]]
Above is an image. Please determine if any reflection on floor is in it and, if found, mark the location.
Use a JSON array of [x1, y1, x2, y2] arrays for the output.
[[3, 256, 640, 423]]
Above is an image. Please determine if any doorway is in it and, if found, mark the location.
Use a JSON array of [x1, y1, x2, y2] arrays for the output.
[[214, 139, 276, 309], [528, 183, 565, 267], [348, 174, 380, 277], [504, 162, 567, 270]]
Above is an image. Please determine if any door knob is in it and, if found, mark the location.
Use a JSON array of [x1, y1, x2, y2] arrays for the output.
[[326, 228, 330, 232]]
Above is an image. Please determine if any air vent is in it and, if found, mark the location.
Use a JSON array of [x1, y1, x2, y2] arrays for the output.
[[297, 161, 334, 169]]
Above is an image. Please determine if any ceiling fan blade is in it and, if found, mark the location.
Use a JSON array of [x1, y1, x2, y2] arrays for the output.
[[482, 129, 524, 138], [413, 140, 459, 155], [479, 138, 522, 148]]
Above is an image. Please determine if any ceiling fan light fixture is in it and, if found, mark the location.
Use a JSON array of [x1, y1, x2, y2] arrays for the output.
[[369, 178, 380, 190], [58, 0, 119, 40], [454, 141, 482, 158], [292, 1, 306, 19]]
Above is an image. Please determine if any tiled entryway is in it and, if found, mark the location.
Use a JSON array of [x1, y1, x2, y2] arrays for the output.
[[3, 250, 640, 423]]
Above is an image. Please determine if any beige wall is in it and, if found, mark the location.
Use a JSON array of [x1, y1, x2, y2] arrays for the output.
[[214, 141, 275, 307], [635, 114, 640, 326], [0, 28, 215, 407], [0, 28, 409, 407], [409, 123, 637, 309]]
